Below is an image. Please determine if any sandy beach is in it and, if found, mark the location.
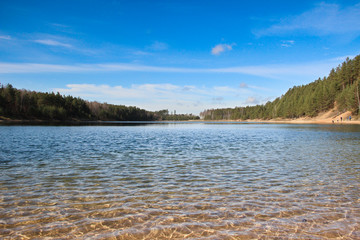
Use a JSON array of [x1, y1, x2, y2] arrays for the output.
[[245, 109, 360, 125]]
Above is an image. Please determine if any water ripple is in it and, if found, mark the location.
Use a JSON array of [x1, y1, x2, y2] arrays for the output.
[[0, 124, 360, 239]]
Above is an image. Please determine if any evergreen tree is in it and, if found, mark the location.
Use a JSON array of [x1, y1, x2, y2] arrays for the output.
[[201, 55, 360, 120]]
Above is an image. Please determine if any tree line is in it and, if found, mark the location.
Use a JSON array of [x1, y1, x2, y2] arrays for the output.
[[0, 85, 199, 121], [200, 55, 360, 120], [153, 109, 199, 121]]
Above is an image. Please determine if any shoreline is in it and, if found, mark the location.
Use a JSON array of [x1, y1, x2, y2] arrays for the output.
[[1, 118, 359, 125], [2, 107, 359, 125], [1, 110, 359, 125], [244, 118, 360, 125], [245, 110, 360, 125], [201, 109, 360, 125]]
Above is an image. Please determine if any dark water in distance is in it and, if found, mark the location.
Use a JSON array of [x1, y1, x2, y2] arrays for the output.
[[1, 123, 360, 239]]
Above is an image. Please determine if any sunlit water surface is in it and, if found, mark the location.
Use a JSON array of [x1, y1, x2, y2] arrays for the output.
[[1, 123, 360, 239]]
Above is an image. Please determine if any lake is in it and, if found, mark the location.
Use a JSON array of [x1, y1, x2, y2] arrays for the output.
[[0, 122, 359, 239]]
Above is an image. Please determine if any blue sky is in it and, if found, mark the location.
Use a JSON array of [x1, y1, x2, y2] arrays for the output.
[[1, 0, 360, 114]]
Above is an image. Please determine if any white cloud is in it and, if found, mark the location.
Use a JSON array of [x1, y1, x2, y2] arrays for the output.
[[0, 62, 201, 74], [0, 57, 343, 81], [281, 40, 295, 48], [0, 63, 88, 73], [133, 50, 151, 56], [0, 35, 11, 40], [55, 83, 180, 100], [29, 34, 101, 55], [53, 83, 255, 114], [256, 2, 360, 37], [51, 23, 69, 28], [213, 86, 240, 93], [211, 43, 234, 55], [34, 39, 72, 48], [50, 23, 71, 30], [208, 62, 334, 79]]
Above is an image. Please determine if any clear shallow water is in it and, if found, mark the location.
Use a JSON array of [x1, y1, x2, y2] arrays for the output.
[[0, 123, 359, 239]]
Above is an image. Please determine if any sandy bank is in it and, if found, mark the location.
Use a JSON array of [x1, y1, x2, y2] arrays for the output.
[[245, 110, 360, 125]]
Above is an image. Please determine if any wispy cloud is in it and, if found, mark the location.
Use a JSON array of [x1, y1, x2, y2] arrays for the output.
[[211, 43, 235, 55], [0, 33, 100, 59], [281, 40, 295, 48], [51, 23, 69, 28], [256, 2, 360, 37], [133, 50, 152, 56], [0, 35, 11, 40], [49, 23, 73, 33], [0, 57, 345, 80], [0, 63, 87, 73], [213, 86, 240, 93], [34, 39, 72, 48], [208, 62, 336, 79]]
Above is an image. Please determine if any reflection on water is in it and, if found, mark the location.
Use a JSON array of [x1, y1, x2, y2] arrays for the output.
[[0, 123, 360, 239]]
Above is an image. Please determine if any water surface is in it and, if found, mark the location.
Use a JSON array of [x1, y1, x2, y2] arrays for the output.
[[1, 123, 360, 239]]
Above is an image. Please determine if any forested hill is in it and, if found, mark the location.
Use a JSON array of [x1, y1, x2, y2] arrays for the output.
[[0, 85, 199, 121], [200, 55, 360, 120]]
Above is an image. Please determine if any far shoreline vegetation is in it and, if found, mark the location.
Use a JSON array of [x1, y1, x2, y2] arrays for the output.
[[201, 55, 360, 121], [0, 86, 199, 122], [1, 55, 360, 124]]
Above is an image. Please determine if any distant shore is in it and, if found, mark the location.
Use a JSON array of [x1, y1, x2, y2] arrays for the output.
[[1, 118, 359, 125], [1, 109, 359, 125], [0, 118, 201, 125]]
